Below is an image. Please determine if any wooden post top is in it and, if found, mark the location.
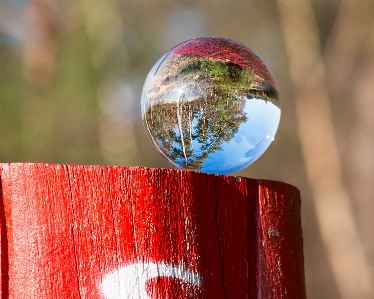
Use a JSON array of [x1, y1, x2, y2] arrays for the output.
[[0, 163, 305, 298]]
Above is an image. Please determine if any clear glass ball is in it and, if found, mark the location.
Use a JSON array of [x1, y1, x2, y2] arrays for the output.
[[141, 37, 280, 175]]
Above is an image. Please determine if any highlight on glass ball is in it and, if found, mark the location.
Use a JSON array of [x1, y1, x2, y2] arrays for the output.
[[141, 37, 280, 175]]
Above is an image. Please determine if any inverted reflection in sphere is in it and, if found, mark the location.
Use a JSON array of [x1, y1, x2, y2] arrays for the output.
[[141, 37, 280, 175]]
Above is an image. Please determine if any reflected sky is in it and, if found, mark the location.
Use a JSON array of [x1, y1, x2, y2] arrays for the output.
[[198, 97, 280, 174]]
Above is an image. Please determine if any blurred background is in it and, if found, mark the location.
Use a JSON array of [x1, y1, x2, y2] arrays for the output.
[[1, 0, 374, 297]]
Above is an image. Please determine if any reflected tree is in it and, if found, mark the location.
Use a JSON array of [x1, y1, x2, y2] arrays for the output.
[[145, 89, 247, 170]]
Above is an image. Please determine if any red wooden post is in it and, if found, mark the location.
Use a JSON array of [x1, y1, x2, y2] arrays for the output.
[[0, 163, 305, 298]]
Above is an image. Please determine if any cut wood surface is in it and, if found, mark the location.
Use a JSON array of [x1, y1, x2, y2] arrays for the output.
[[0, 163, 305, 298]]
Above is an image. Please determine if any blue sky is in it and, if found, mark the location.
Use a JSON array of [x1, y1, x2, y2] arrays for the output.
[[198, 97, 280, 174]]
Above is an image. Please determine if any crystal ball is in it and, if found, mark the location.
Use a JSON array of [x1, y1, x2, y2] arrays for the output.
[[141, 37, 280, 175]]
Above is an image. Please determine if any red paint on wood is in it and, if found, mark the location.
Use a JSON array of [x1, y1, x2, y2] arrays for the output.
[[0, 166, 9, 299], [256, 180, 306, 298], [0, 163, 305, 298]]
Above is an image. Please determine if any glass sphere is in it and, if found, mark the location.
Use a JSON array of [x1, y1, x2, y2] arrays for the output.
[[141, 37, 280, 175]]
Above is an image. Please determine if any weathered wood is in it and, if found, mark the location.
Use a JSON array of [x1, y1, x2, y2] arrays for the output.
[[0, 163, 305, 298]]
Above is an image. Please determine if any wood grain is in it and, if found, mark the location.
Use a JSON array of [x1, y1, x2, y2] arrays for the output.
[[0, 163, 305, 298]]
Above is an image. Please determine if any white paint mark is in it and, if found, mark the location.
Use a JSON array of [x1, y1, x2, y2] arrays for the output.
[[102, 261, 201, 299]]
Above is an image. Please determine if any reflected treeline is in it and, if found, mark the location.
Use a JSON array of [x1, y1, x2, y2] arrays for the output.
[[147, 54, 279, 108], [180, 55, 279, 107]]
